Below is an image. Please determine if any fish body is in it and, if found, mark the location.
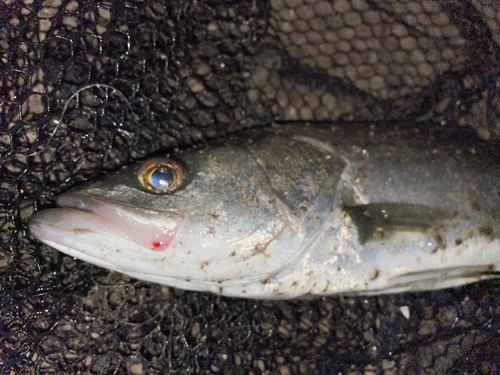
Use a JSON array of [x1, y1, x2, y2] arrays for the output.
[[30, 123, 500, 299]]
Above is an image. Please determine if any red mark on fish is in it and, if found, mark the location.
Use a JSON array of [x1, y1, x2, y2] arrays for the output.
[[150, 227, 178, 251]]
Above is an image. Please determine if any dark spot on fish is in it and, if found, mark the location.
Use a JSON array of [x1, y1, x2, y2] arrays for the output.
[[337, 266, 341, 272], [230, 251, 237, 257], [200, 261, 209, 270], [209, 213, 220, 220], [323, 280, 330, 292], [308, 270, 313, 276], [370, 269, 380, 281], [219, 286, 223, 294], [455, 238, 463, 246], [432, 234, 445, 252], [73, 228, 91, 234], [292, 281, 298, 287], [479, 225, 493, 237], [466, 229, 476, 240], [470, 200, 481, 212], [253, 241, 270, 256]]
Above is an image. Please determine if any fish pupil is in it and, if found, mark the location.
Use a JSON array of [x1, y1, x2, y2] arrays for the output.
[[150, 167, 175, 190]]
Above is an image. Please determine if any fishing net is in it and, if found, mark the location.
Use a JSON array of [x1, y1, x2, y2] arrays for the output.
[[1, 0, 500, 373]]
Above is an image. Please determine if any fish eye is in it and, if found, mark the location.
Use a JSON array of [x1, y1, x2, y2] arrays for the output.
[[137, 158, 185, 194]]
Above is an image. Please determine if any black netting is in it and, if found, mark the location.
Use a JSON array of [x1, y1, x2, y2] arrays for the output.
[[1, 0, 500, 373]]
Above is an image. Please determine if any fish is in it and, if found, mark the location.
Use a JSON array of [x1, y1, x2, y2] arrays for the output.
[[29, 122, 500, 299]]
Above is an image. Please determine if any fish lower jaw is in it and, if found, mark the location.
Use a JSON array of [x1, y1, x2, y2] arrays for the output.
[[39, 238, 134, 275]]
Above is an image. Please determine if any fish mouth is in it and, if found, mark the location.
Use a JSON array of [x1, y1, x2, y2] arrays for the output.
[[30, 191, 183, 253]]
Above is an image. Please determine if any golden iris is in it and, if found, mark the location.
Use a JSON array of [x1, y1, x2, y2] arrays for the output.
[[137, 158, 185, 194]]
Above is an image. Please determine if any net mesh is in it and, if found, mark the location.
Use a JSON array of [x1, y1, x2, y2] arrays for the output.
[[1, 0, 500, 373]]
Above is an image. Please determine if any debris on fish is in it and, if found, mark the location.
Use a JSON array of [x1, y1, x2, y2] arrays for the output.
[[30, 123, 500, 299]]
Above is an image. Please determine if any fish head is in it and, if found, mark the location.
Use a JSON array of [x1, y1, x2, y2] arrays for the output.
[[30, 136, 342, 288]]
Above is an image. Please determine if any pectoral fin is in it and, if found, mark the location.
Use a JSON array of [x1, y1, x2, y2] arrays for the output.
[[344, 203, 450, 245]]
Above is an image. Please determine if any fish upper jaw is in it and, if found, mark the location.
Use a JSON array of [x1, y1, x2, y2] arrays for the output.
[[31, 192, 183, 252]]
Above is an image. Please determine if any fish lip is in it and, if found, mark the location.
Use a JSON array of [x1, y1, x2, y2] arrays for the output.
[[54, 191, 183, 251]]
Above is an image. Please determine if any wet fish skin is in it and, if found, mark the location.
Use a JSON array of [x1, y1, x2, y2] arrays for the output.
[[30, 123, 500, 299]]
